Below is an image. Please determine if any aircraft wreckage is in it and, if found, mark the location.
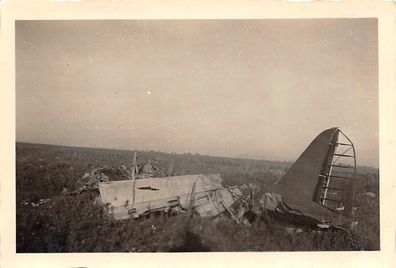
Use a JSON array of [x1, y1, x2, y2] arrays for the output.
[[67, 127, 358, 229]]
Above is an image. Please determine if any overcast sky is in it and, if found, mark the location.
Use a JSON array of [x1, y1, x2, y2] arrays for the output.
[[16, 19, 378, 167]]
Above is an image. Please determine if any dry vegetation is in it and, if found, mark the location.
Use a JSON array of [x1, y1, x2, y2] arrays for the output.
[[16, 142, 379, 252]]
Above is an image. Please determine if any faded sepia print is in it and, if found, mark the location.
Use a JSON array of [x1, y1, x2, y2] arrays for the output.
[[16, 19, 379, 252]]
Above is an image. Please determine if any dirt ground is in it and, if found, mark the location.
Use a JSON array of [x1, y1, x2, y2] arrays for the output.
[[16, 143, 380, 252]]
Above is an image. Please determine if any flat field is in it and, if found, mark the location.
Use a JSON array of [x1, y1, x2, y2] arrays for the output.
[[15, 142, 380, 252]]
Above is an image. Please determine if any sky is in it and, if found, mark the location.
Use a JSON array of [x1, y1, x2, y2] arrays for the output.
[[16, 19, 378, 167]]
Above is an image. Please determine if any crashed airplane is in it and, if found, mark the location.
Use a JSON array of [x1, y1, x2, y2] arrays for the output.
[[259, 127, 357, 228], [97, 174, 242, 220], [90, 127, 357, 228]]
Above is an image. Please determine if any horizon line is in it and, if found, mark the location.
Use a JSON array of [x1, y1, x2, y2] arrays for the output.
[[15, 140, 379, 170]]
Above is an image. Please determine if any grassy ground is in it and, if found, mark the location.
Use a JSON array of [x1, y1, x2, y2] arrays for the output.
[[16, 142, 379, 252]]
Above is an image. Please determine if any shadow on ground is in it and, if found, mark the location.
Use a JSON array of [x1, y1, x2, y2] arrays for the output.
[[169, 231, 211, 252]]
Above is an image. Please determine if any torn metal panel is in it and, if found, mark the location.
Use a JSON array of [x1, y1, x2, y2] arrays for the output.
[[63, 167, 110, 195], [264, 127, 357, 227], [98, 174, 241, 220], [194, 187, 242, 218]]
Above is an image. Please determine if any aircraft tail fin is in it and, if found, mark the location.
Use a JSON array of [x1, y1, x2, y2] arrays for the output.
[[275, 127, 357, 218]]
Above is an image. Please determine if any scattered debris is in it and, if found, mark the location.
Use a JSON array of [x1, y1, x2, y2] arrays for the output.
[[285, 227, 303, 234], [151, 224, 157, 235], [66, 127, 359, 230], [63, 153, 162, 195], [138, 158, 161, 178], [363, 192, 376, 198], [22, 198, 51, 207], [63, 167, 109, 195], [80, 167, 110, 187], [317, 223, 330, 229], [350, 221, 359, 229]]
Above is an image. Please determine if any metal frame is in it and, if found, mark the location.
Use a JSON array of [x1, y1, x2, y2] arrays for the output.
[[319, 129, 357, 217]]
